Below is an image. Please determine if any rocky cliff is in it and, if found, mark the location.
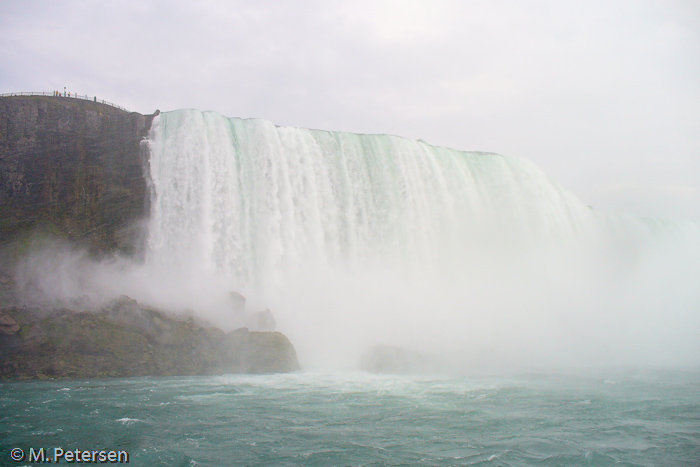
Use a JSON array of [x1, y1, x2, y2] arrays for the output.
[[0, 95, 302, 378], [0, 95, 156, 256]]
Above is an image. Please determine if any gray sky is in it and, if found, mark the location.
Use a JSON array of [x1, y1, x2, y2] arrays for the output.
[[2, 0, 698, 219]]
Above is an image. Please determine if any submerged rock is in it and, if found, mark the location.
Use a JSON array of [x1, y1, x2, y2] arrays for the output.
[[0, 296, 300, 379], [361, 345, 442, 375]]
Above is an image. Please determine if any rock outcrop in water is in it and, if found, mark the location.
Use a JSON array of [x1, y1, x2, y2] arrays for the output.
[[0, 296, 300, 379]]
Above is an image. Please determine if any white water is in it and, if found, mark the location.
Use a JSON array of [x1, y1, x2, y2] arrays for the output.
[[137, 109, 700, 371], [146, 110, 602, 277]]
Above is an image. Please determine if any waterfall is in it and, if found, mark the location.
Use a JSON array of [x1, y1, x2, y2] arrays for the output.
[[144, 109, 700, 370]]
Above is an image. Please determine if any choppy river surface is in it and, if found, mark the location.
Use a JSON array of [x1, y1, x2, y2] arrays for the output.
[[2, 369, 699, 466]]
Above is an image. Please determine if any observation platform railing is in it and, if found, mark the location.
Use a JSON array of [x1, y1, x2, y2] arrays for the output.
[[0, 91, 130, 112]]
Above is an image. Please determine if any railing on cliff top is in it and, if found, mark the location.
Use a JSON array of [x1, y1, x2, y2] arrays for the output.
[[0, 91, 130, 112]]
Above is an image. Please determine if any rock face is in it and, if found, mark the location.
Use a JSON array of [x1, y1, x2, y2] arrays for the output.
[[0, 296, 300, 379], [0, 96, 156, 256]]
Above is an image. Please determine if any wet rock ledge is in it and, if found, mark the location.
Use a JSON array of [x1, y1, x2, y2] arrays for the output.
[[0, 296, 300, 380]]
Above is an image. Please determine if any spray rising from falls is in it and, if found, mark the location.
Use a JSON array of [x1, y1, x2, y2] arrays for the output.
[[144, 109, 700, 371]]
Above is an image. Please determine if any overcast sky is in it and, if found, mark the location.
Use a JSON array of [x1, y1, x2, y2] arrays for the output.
[[1, 0, 698, 219]]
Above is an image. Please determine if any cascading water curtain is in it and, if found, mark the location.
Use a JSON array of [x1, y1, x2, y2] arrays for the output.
[[144, 109, 700, 369]]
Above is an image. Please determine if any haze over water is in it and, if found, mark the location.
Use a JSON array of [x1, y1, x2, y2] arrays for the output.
[[136, 109, 700, 372]]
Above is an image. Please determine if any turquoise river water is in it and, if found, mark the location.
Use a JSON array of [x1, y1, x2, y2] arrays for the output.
[[2, 369, 699, 466]]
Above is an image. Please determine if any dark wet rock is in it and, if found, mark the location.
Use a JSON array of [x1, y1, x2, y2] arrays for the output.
[[0, 95, 157, 257], [0, 296, 300, 379], [0, 312, 19, 335]]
